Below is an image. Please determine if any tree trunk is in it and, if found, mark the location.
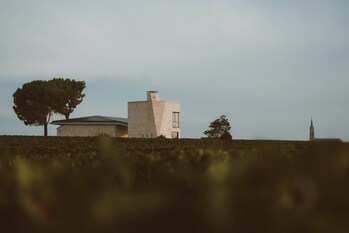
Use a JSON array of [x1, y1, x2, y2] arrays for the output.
[[44, 122, 48, 137], [65, 114, 69, 120]]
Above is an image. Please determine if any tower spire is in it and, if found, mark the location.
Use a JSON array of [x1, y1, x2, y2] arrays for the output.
[[309, 117, 315, 141]]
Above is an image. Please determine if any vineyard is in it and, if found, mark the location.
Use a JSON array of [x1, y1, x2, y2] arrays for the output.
[[0, 136, 348, 233]]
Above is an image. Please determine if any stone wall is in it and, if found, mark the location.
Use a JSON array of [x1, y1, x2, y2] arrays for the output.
[[57, 124, 128, 137], [159, 101, 180, 138], [128, 92, 180, 138], [128, 101, 148, 138]]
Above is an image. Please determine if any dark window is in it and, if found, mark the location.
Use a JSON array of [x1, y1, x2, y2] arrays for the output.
[[171, 131, 179, 139], [172, 112, 180, 128]]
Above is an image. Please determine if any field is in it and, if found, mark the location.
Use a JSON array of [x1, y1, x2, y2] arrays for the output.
[[0, 136, 349, 233]]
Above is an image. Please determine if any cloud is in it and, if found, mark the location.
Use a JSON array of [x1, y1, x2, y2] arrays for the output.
[[0, 106, 15, 118], [0, 1, 348, 139], [0, 1, 347, 82]]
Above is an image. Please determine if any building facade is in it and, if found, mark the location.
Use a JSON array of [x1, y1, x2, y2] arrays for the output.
[[52, 116, 128, 137], [52, 91, 180, 138], [128, 91, 180, 138]]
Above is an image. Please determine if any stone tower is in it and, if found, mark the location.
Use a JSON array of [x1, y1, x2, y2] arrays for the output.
[[309, 118, 315, 141], [128, 91, 181, 138]]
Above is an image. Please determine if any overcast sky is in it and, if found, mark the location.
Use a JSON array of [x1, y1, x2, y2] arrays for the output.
[[1, 0, 349, 140]]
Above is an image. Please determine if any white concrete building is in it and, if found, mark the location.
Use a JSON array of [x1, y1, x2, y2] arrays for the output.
[[128, 91, 180, 138], [52, 91, 180, 138]]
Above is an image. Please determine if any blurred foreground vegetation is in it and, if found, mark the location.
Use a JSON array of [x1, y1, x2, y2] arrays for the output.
[[0, 136, 349, 233]]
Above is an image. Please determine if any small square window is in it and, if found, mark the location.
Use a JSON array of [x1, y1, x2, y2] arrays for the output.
[[171, 132, 179, 139]]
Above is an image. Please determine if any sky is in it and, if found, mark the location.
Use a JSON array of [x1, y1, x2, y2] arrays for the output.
[[1, 0, 349, 140]]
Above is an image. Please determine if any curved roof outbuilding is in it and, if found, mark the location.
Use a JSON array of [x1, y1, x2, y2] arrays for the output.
[[51, 115, 128, 126]]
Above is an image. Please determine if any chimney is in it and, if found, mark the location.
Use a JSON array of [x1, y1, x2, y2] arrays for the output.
[[147, 91, 160, 101]]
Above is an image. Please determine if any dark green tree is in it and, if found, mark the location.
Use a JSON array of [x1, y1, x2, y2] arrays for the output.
[[49, 78, 86, 119], [13, 80, 56, 136], [13, 78, 86, 136], [203, 115, 232, 140]]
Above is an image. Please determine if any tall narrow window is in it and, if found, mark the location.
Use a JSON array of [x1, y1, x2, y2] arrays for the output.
[[172, 112, 180, 128]]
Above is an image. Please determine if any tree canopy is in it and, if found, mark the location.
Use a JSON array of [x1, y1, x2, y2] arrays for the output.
[[49, 78, 85, 119], [203, 115, 232, 140], [13, 78, 86, 136]]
